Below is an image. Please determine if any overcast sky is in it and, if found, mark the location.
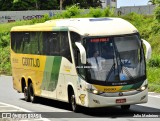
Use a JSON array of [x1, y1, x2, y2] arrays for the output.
[[117, 0, 150, 8]]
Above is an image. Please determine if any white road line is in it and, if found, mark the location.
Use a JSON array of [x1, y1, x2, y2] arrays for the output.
[[0, 106, 9, 107], [148, 92, 155, 94], [148, 95, 160, 99], [0, 102, 50, 121], [0, 102, 30, 112], [0, 110, 21, 112]]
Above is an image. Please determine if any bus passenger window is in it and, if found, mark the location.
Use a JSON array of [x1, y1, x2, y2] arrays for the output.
[[43, 32, 60, 56], [60, 32, 72, 62], [38, 32, 43, 55], [23, 33, 30, 54], [70, 32, 81, 63], [30, 32, 39, 54]]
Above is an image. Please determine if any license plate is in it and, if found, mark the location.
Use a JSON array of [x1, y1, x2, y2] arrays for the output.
[[116, 98, 126, 103]]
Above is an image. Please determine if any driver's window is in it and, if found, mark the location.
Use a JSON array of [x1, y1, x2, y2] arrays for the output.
[[77, 51, 86, 79]]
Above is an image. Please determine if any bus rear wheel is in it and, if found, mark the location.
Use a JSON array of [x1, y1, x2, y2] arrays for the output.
[[24, 87, 30, 102], [29, 83, 37, 103], [121, 105, 130, 110], [69, 91, 80, 112]]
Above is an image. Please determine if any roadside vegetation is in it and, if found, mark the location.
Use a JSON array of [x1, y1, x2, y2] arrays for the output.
[[0, 4, 160, 92]]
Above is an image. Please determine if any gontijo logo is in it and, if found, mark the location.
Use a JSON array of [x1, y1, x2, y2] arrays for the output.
[[22, 57, 40, 67]]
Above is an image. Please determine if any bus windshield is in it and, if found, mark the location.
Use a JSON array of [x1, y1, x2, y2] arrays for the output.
[[84, 34, 146, 84]]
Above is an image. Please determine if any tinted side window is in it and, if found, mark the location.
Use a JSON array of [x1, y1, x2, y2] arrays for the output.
[[11, 32, 40, 54], [60, 31, 72, 62], [70, 32, 81, 65], [23, 32, 30, 54], [43, 32, 60, 55], [30, 32, 39, 54], [70, 31, 81, 45], [39, 32, 43, 54], [11, 32, 29, 53]]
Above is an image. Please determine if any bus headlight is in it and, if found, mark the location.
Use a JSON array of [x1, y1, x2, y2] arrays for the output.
[[141, 86, 146, 91], [92, 89, 99, 94], [137, 84, 148, 91], [87, 89, 102, 95]]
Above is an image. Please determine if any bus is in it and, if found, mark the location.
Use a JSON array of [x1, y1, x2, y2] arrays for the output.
[[10, 18, 151, 112]]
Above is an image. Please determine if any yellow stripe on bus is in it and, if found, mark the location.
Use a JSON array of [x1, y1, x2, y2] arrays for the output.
[[93, 84, 122, 92]]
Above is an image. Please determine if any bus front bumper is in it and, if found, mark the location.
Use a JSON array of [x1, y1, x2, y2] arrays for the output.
[[87, 89, 148, 108]]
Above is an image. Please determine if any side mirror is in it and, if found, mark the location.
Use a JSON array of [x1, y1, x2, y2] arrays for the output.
[[75, 42, 86, 64], [142, 39, 152, 61]]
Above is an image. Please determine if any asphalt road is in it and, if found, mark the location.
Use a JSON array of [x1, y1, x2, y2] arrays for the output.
[[0, 75, 160, 121]]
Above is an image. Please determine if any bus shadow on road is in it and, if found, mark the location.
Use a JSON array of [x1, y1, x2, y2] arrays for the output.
[[81, 105, 160, 118], [21, 97, 160, 118]]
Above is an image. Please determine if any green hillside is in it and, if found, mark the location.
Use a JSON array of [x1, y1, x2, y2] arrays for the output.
[[0, 6, 160, 92]]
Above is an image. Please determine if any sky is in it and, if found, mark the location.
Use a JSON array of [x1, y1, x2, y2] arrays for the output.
[[117, 0, 150, 8]]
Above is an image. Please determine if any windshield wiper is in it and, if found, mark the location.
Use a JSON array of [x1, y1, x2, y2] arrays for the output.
[[105, 58, 116, 82], [121, 65, 134, 80], [106, 39, 134, 82], [116, 51, 134, 80]]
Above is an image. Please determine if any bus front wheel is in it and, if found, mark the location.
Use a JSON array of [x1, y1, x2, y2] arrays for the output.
[[69, 91, 80, 112], [29, 83, 37, 103]]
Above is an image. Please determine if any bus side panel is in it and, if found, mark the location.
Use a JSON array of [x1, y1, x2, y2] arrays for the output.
[[12, 68, 23, 92], [76, 77, 89, 107], [11, 51, 47, 96], [11, 51, 24, 92], [56, 57, 77, 102]]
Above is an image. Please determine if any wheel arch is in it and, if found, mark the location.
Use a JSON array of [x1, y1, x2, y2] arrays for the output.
[[21, 77, 26, 93], [67, 84, 75, 103], [28, 78, 32, 86]]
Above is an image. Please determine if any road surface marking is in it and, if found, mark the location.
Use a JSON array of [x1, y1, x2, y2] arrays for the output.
[[148, 95, 160, 99], [0, 102, 30, 112], [0, 102, 50, 121], [0, 110, 21, 112], [0, 106, 9, 107], [148, 92, 154, 94]]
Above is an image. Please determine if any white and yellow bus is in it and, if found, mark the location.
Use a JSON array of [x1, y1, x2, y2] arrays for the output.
[[11, 18, 151, 112]]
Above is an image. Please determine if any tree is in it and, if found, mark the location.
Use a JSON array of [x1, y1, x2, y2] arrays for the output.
[[12, 0, 59, 10], [148, 0, 156, 5], [13, 0, 39, 10], [0, 0, 102, 11], [12, 0, 36, 10], [63, 0, 102, 9], [1, 0, 13, 10], [39, 0, 59, 10], [154, 0, 160, 22]]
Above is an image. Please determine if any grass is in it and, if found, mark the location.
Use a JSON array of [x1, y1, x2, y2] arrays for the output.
[[147, 67, 160, 92], [0, 20, 32, 32]]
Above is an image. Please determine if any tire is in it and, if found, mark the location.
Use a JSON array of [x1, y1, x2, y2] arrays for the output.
[[29, 83, 37, 103], [121, 105, 130, 110], [69, 91, 80, 112], [24, 87, 30, 102]]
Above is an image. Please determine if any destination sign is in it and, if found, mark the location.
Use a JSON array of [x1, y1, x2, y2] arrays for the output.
[[90, 38, 109, 42]]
